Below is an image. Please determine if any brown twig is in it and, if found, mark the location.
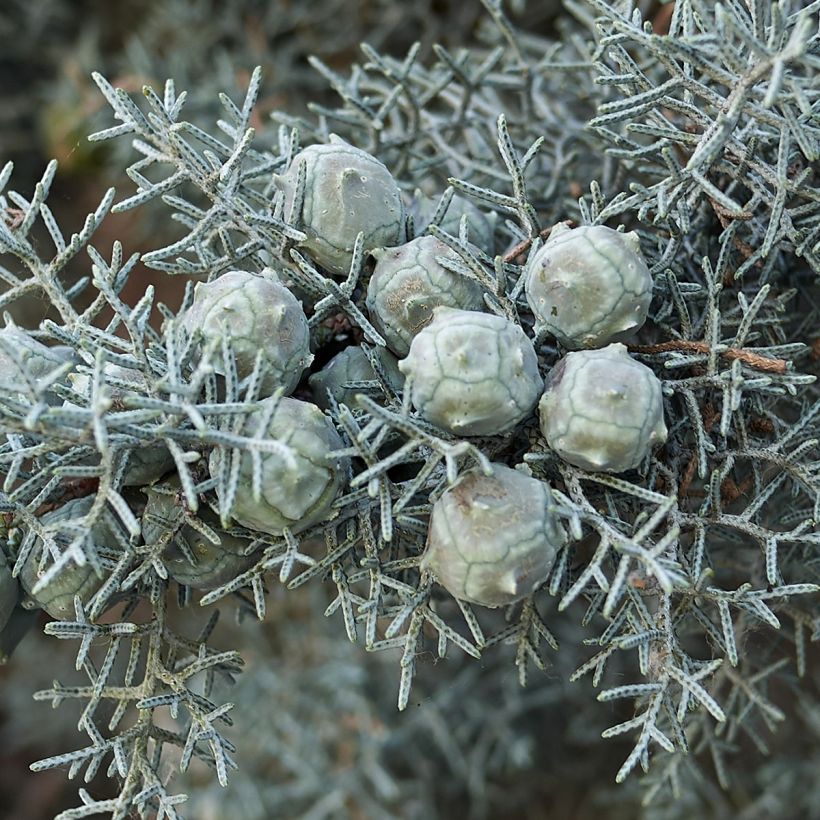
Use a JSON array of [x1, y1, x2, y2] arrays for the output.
[[628, 340, 788, 374], [706, 197, 760, 281], [502, 221, 573, 264], [720, 474, 754, 504], [678, 455, 699, 500], [2, 207, 25, 230], [708, 198, 754, 223], [748, 415, 775, 436]]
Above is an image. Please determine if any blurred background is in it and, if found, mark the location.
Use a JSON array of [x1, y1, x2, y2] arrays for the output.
[[0, 0, 560, 332]]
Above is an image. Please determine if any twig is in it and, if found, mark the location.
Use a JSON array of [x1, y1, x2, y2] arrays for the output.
[[629, 340, 788, 374], [501, 221, 572, 264], [707, 197, 760, 280]]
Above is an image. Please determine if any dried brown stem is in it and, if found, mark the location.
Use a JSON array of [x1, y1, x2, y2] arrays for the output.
[[502, 221, 573, 264], [629, 340, 788, 374], [707, 197, 760, 281]]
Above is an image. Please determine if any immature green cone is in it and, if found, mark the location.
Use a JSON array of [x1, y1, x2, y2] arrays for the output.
[[68, 362, 175, 486], [399, 307, 543, 436], [525, 223, 653, 350], [366, 236, 486, 357], [274, 136, 405, 275], [538, 343, 667, 473], [210, 396, 349, 536], [308, 345, 404, 411], [181, 269, 313, 396], [0, 324, 76, 406], [421, 464, 566, 608], [142, 477, 259, 590], [19, 496, 111, 619]]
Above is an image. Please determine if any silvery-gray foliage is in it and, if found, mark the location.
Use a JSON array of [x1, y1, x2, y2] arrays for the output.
[[0, 1, 817, 818]]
